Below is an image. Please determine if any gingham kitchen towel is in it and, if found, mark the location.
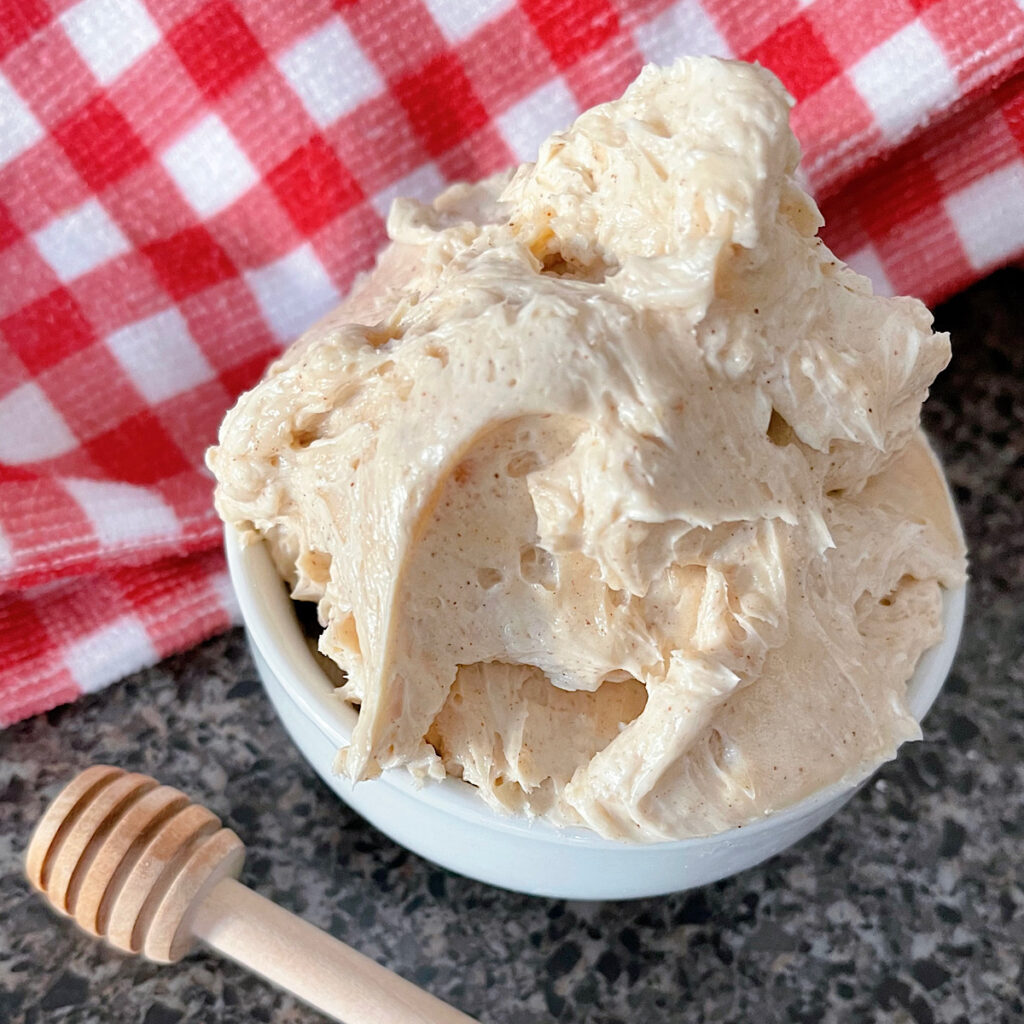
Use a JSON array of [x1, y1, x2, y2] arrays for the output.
[[2, 0, 1023, 725]]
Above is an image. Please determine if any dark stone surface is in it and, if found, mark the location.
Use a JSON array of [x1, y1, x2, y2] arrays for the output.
[[1, 269, 1022, 1023]]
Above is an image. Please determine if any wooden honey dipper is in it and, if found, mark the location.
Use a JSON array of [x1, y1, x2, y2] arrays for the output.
[[25, 765, 477, 1024]]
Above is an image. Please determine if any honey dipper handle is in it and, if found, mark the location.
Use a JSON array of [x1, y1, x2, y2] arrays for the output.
[[192, 877, 477, 1024]]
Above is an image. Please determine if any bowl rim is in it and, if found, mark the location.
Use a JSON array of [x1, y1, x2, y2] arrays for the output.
[[225, 524, 967, 850]]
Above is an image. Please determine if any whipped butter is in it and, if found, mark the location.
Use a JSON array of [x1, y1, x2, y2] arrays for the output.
[[209, 58, 966, 840]]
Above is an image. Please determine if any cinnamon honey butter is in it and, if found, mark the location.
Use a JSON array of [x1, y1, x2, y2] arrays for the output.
[[209, 57, 966, 840]]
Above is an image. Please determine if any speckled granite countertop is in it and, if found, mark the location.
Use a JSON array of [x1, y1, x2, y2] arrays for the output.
[[2, 270, 1022, 1024]]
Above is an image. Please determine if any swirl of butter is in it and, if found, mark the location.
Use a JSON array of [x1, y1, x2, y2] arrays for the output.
[[209, 58, 965, 840]]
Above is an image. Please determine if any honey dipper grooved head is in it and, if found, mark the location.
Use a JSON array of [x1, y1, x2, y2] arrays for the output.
[[26, 766, 245, 963]]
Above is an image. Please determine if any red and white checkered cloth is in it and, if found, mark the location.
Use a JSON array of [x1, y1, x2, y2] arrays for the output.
[[2, 0, 1023, 726]]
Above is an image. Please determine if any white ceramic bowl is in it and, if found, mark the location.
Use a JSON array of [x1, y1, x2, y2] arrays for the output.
[[226, 526, 965, 900]]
